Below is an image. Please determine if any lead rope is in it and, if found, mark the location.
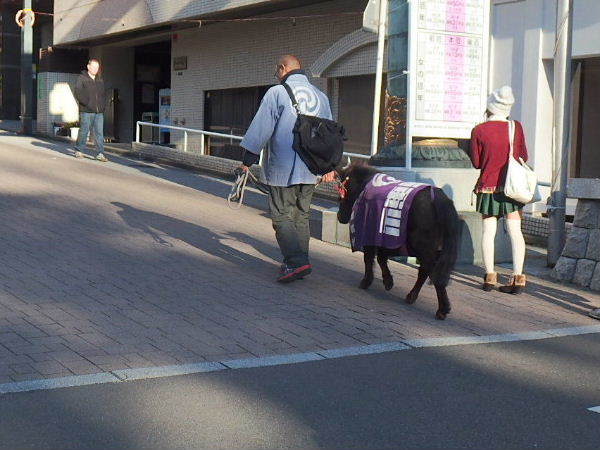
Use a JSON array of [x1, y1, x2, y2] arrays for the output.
[[228, 167, 333, 209], [227, 168, 270, 209], [227, 169, 250, 210]]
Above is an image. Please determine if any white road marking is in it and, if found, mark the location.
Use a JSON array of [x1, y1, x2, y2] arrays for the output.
[[222, 352, 324, 369], [1, 324, 599, 395], [587, 406, 600, 414], [0, 373, 118, 394], [112, 362, 225, 382]]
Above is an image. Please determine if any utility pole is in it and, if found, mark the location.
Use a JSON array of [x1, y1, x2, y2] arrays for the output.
[[370, 0, 387, 156], [20, 0, 34, 135], [548, 0, 574, 267]]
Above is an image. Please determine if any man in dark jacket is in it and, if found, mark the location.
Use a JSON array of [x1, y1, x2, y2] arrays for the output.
[[73, 58, 108, 162]]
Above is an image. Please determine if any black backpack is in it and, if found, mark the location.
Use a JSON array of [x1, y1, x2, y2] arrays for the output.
[[282, 83, 345, 176]]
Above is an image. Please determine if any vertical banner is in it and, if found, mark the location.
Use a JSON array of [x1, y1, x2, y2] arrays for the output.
[[408, 0, 490, 139]]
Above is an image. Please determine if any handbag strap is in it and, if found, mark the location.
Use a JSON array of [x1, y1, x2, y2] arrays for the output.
[[508, 120, 516, 159], [282, 83, 301, 115]]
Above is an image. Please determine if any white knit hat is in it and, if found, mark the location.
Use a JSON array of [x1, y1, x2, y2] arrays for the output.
[[487, 85, 515, 117]]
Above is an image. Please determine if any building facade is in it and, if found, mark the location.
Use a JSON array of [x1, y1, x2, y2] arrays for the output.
[[46, 0, 380, 153], [491, 0, 600, 212], [36, 0, 600, 213], [1, 0, 22, 120], [1, 0, 54, 122]]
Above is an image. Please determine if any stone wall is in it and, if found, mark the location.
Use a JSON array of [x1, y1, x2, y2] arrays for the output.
[[552, 182, 600, 290], [128, 139, 547, 267], [131, 142, 339, 199]]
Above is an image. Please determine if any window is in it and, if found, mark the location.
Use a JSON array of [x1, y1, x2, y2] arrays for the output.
[[337, 75, 385, 156], [204, 85, 270, 160]]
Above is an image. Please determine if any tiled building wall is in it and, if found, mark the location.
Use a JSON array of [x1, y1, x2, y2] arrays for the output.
[[36, 73, 80, 135], [50, 0, 377, 148], [54, 0, 360, 45], [169, 0, 367, 151], [324, 44, 382, 78]]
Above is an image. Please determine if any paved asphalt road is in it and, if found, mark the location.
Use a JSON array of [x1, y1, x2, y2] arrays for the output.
[[2, 333, 600, 449]]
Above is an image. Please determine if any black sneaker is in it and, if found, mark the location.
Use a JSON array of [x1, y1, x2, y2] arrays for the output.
[[277, 264, 312, 283]]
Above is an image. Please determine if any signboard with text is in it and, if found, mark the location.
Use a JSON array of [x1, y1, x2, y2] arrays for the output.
[[408, 0, 490, 139]]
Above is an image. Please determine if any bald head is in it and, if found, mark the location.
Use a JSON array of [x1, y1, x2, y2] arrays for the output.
[[279, 55, 301, 70], [275, 54, 302, 81]]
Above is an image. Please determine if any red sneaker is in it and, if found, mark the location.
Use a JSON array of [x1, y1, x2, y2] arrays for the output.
[[277, 264, 312, 283]]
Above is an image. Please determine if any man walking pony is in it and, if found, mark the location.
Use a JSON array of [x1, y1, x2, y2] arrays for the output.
[[239, 55, 336, 283]]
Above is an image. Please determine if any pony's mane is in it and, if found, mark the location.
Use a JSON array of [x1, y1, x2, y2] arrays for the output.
[[348, 163, 380, 182]]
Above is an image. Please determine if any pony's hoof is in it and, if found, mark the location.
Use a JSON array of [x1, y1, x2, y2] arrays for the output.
[[405, 292, 418, 304], [359, 278, 373, 289], [383, 277, 394, 291], [435, 308, 451, 320]]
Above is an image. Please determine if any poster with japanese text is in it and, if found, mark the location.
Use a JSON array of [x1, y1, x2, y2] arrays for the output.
[[409, 0, 490, 139]]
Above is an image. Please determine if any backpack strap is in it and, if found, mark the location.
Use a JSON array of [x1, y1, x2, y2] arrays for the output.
[[282, 83, 301, 115]]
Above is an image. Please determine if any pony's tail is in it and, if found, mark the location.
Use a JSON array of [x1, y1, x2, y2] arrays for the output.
[[429, 188, 460, 287]]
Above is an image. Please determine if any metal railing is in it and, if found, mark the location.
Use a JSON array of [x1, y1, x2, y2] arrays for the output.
[[135, 121, 371, 161], [343, 152, 370, 160], [136, 121, 245, 155], [135, 122, 553, 187]]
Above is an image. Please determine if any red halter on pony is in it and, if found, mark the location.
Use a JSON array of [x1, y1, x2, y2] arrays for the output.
[[336, 177, 349, 200]]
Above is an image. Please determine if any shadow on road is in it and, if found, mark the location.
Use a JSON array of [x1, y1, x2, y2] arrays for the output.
[[113, 201, 277, 270]]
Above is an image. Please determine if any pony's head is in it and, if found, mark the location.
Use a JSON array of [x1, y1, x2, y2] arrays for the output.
[[336, 162, 380, 224]]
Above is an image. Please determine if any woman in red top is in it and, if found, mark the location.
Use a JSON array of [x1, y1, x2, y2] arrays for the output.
[[470, 86, 528, 294]]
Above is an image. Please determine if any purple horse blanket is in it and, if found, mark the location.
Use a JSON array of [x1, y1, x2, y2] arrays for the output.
[[350, 174, 432, 255]]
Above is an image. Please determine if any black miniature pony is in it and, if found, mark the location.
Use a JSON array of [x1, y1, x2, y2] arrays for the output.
[[337, 163, 460, 320]]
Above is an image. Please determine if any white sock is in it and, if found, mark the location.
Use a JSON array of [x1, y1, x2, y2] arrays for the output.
[[506, 219, 525, 275], [482, 216, 497, 274]]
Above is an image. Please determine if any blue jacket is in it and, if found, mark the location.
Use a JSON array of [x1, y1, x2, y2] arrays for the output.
[[240, 72, 333, 186]]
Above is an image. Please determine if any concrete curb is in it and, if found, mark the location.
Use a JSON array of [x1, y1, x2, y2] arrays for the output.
[[2, 324, 599, 395]]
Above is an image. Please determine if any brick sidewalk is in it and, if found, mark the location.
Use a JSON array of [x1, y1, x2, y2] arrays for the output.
[[0, 134, 598, 383]]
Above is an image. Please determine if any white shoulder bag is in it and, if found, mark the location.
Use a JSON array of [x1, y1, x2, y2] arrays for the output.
[[503, 121, 539, 204]]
